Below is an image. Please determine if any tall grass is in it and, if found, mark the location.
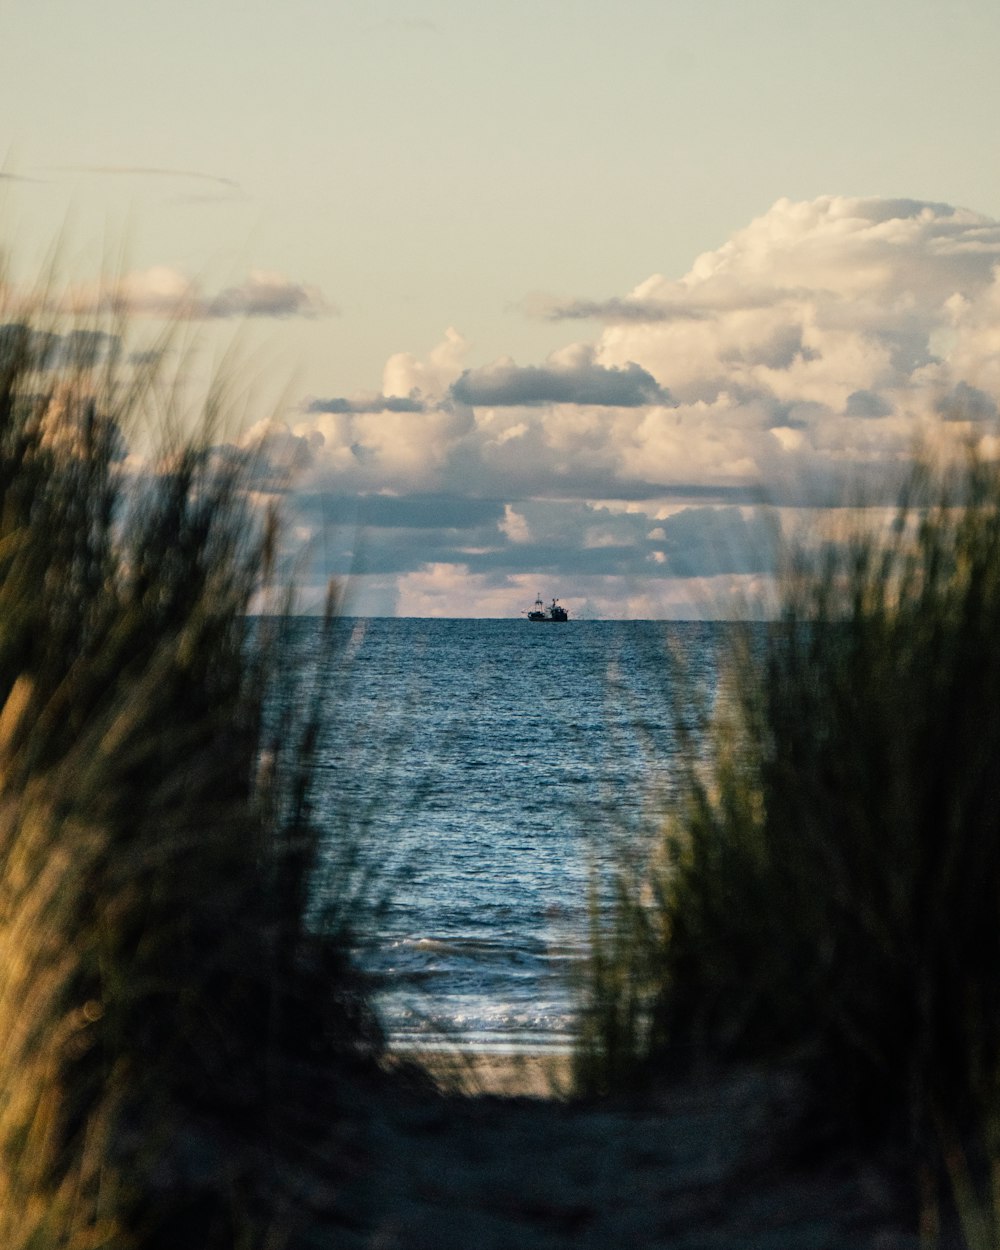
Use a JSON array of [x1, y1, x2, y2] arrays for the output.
[[576, 452, 1000, 1162], [0, 311, 380, 1246]]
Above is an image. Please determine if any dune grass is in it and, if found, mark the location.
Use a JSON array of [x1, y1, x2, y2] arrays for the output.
[[575, 452, 1000, 1179], [0, 311, 380, 1246]]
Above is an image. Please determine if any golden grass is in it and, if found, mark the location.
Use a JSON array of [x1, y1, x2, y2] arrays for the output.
[[0, 300, 379, 1247]]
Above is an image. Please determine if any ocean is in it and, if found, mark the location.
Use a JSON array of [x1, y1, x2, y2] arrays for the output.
[[304, 617, 727, 1054]]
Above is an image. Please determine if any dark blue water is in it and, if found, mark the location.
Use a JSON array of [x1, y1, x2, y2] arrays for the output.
[[305, 618, 726, 1052]]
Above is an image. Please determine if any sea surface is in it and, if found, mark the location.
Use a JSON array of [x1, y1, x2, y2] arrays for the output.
[[301, 617, 728, 1054]]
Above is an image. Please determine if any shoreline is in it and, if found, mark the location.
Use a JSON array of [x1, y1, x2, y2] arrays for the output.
[[384, 1046, 573, 1098]]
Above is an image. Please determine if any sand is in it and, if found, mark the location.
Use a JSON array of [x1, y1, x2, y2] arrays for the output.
[[323, 1058, 922, 1249], [382, 1047, 572, 1098]]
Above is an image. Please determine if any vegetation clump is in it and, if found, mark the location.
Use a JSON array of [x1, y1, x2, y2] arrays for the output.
[[0, 309, 380, 1247], [576, 453, 1000, 1171]]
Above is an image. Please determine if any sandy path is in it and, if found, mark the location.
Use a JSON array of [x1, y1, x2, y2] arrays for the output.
[[326, 1062, 920, 1249]]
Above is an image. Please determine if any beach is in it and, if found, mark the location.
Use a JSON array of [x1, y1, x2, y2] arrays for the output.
[[336, 1061, 919, 1249], [383, 1047, 573, 1098]]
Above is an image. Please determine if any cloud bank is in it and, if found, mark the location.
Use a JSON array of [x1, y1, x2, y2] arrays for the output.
[[55, 267, 332, 320], [262, 196, 1000, 616]]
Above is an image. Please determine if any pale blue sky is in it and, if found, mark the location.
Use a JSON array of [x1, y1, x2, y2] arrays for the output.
[[2, 1, 1000, 614]]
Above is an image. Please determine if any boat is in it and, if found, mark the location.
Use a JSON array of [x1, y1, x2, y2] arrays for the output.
[[526, 595, 569, 622]]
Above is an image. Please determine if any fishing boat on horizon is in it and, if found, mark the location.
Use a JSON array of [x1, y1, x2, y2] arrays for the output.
[[526, 595, 569, 622]]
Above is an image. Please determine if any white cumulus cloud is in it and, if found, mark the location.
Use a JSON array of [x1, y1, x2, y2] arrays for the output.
[[277, 196, 1000, 616]]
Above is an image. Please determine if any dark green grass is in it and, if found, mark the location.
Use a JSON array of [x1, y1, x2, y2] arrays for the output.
[[0, 312, 381, 1247], [575, 454, 1000, 1171]]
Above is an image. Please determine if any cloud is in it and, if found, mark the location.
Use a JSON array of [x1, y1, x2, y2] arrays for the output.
[[845, 389, 894, 418], [450, 345, 671, 407], [239, 420, 323, 480], [527, 288, 804, 324], [382, 326, 470, 400], [935, 380, 998, 423], [59, 328, 120, 367], [0, 322, 121, 370], [106, 267, 194, 317], [52, 267, 332, 320], [528, 294, 707, 324], [591, 196, 1000, 465], [306, 393, 426, 415], [653, 505, 776, 578], [280, 196, 1000, 615], [0, 322, 56, 366], [287, 191, 1000, 509], [205, 271, 331, 318], [290, 491, 505, 531]]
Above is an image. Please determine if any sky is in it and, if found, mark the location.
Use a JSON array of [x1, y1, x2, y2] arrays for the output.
[[2, 0, 1000, 616]]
